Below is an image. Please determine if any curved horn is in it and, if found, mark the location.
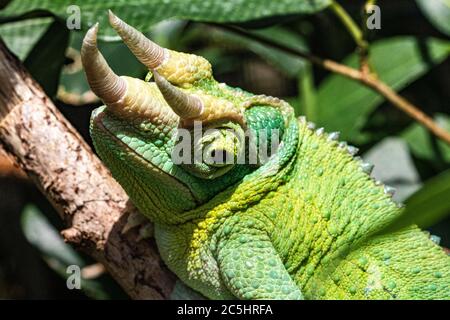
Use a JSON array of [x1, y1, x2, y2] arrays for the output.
[[108, 10, 166, 69], [153, 71, 203, 119], [81, 23, 127, 104]]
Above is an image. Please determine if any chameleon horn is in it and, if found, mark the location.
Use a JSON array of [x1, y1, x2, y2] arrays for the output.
[[81, 23, 127, 105], [108, 10, 166, 69], [153, 71, 203, 119]]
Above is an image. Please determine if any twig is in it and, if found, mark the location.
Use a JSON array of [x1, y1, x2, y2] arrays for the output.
[[210, 24, 450, 146]]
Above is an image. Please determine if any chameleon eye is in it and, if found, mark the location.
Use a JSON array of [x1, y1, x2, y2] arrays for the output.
[[177, 123, 245, 179], [207, 149, 233, 167], [200, 128, 241, 167]]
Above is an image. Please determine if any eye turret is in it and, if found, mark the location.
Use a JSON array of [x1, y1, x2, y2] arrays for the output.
[[174, 122, 245, 179]]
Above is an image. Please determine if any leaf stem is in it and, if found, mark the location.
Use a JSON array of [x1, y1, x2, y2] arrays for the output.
[[330, 1, 371, 74], [209, 23, 450, 146], [365, 0, 378, 10], [361, 0, 378, 74], [330, 1, 367, 52]]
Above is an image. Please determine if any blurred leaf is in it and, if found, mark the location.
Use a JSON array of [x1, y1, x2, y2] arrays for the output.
[[416, 0, 450, 36], [297, 62, 317, 118], [243, 27, 308, 78], [0, 0, 12, 10], [1, 0, 331, 38], [200, 26, 307, 78], [57, 20, 184, 104], [58, 30, 147, 104], [402, 113, 450, 165], [316, 37, 450, 142], [0, 17, 52, 59], [22, 205, 83, 266], [21, 205, 116, 299], [363, 137, 422, 202], [24, 20, 69, 98], [381, 169, 450, 234]]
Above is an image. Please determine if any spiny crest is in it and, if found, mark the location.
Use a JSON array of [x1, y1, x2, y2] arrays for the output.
[[300, 119, 400, 203], [384, 185, 396, 196], [328, 132, 340, 141], [347, 145, 359, 156], [361, 162, 374, 174]]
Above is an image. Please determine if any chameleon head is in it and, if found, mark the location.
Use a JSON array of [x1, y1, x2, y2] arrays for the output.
[[83, 12, 296, 223]]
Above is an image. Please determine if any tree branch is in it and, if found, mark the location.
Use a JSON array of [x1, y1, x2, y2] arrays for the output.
[[211, 24, 450, 146], [0, 40, 176, 299]]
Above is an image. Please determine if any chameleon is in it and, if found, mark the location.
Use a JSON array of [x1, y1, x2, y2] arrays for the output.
[[82, 11, 450, 300]]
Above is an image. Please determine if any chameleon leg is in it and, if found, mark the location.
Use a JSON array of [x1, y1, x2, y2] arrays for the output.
[[216, 228, 303, 300]]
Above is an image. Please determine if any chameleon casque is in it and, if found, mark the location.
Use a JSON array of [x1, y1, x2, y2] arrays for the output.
[[82, 11, 450, 300]]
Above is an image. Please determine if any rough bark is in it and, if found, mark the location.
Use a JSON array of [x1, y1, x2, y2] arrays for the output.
[[0, 40, 176, 299]]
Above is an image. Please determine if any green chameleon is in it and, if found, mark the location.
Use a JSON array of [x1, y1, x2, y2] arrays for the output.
[[82, 11, 450, 300]]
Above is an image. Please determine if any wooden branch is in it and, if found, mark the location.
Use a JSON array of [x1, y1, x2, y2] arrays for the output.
[[0, 40, 176, 299]]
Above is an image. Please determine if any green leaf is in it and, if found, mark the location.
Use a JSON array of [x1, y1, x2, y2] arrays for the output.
[[58, 30, 147, 104], [402, 113, 450, 166], [0, 17, 52, 60], [0, 0, 12, 10], [192, 25, 307, 78], [297, 62, 317, 118], [246, 27, 308, 78], [416, 0, 450, 36], [315, 37, 450, 142], [57, 20, 184, 105], [381, 169, 450, 234], [21, 205, 118, 299], [24, 19, 70, 98], [21, 204, 83, 266], [2, 0, 331, 37]]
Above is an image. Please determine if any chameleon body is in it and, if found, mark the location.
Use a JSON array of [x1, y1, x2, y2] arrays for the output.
[[83, 12, 450, 299]]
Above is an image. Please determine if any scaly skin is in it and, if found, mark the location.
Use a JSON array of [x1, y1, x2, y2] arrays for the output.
[[84, 13, 450, 300]]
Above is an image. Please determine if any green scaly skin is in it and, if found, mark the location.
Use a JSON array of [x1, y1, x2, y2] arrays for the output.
[[86, 18, 450, 300]]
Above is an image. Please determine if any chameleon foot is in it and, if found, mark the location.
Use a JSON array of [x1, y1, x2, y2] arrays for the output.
[[122, 211, 154, 241]]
